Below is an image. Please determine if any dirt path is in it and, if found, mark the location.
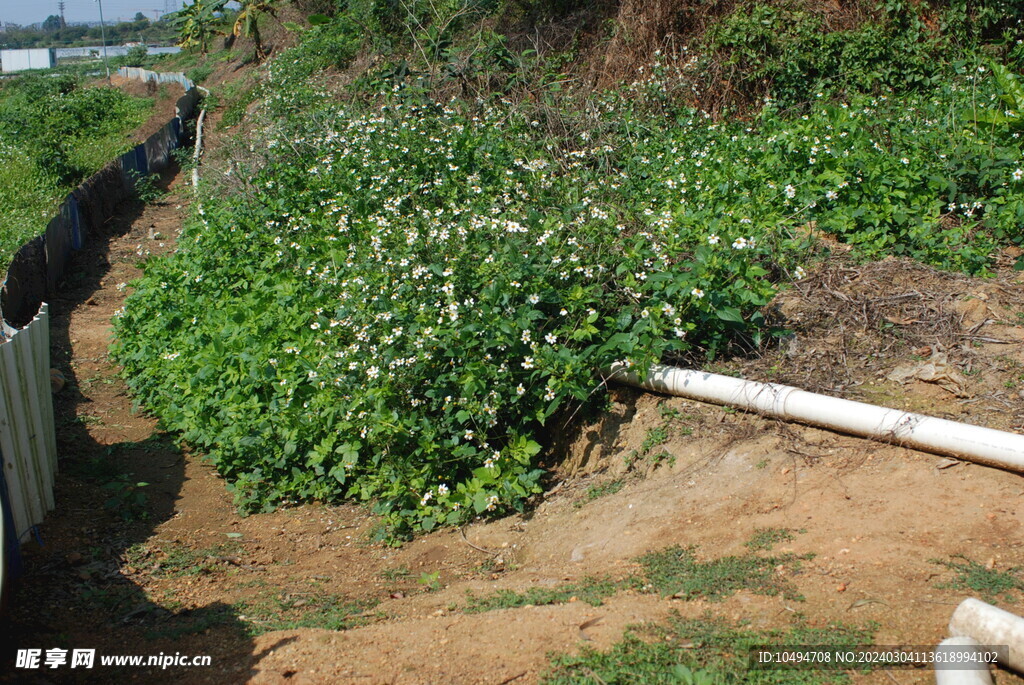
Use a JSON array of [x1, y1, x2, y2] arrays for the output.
[[2, 159, 1024, 684], [0, 165, 258, 683]]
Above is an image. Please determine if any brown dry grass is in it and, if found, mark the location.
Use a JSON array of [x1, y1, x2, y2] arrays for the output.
[[713, 255, 1024, 434]]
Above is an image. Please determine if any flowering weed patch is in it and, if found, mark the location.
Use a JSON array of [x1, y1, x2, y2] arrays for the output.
[[114, 32, 1024, 536]]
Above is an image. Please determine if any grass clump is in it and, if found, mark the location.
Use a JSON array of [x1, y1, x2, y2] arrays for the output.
[[636, 545, 811, 602], [236, 593, 379, 636], [144, 605, 239, 640], [574, 478, 627, 508], [932, 555, 1024, 603], [745, 528, 798, 552], [463, 577, 621, 613], [543, 614, 874, 684], [124, 542, 241, 578], [641, 426, 670, 454], [144, 591, 379, 640], [463, 534, 811, 613]]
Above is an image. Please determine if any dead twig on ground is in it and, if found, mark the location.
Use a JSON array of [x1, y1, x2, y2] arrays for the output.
[[459, 527, 502, 557]]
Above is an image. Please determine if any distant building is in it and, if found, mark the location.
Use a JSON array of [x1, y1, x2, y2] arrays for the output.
[[1, 48, 57, 73], [54, 45, 180, 59]]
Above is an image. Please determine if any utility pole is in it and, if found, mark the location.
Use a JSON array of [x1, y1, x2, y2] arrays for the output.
[[57, 1, 66, 28], [95, 0, 110, 82]]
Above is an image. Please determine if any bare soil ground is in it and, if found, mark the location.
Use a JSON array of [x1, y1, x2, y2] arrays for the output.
[[2, 161, 1024, 684]]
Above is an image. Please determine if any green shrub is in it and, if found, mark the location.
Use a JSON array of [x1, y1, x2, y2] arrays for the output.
[[186, 63, 215, 84], [123, 45, 149, 68], [695, 0, 1024, 111]]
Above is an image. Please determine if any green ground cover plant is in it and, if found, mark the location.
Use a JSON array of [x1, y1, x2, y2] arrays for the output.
[[236, 592, 379, 636], [574, 478, 626, 508], [463, 577, 620, 613], [0, 74, 152, 267], [123, 541, 242, 578], [542, 614, 874, 684], [114, 4, 1024, 537], [932, 555, 1024, 603], [745, 528, 798, 552], [461, 533, 809, 613], [635, 545, 811, 602]]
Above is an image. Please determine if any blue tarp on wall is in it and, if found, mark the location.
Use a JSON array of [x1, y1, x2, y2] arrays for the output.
[[68, 194, 82, 250]]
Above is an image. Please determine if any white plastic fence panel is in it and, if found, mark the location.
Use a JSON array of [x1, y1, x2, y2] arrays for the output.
[[0, 304, 57, 543]]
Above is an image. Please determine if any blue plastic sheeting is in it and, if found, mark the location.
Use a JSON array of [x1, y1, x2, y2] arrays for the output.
[[135, 144, 148, 176], [44, 207, 74, 293], [0, 238, 46, 328], [68, 195, 82, 250]]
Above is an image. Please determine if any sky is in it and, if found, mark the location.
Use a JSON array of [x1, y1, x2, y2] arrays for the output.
[[0, 0, 184, 27]]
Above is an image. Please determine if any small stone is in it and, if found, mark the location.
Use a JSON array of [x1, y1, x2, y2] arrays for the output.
[[50, 369, 66, 394]]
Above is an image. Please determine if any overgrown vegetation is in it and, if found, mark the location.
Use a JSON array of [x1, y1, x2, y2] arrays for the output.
[[114, 0, 1024, 537], [0, 74, 151, 266]]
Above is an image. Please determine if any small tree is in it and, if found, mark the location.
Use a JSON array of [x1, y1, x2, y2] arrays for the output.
[[233, 0, 279, 61], [167, 0, 227, 54], [124, 45, 148, 67], [42, 15, 63, 32]]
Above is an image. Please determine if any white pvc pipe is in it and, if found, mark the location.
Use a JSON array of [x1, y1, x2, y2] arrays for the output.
[[934, 637, 994, 685], [949, 598, 1024, 674], [192, 107, 207, 191], [606, 364, 1024, 473]]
